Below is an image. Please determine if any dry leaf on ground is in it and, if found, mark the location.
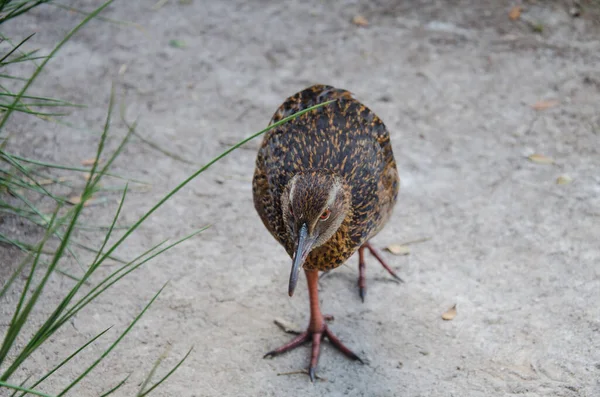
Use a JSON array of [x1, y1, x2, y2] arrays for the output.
[[531, 99, 559, 111], [352, 15, 368, 27], [442, 304, 457, 321], [385, 244, 410, 256], [67, 195, 96, 206], [509, 6, 522, 20], [274, 318, 301, 334], [556, 175, 573, 185], [81, 158, 102, 166], [67, 195, 82, 205], [527, 153, 554, 164]]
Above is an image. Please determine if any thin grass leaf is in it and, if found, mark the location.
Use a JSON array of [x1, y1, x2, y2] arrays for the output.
[[56, 227, 207, 330], [0, 55, 48, 64], [132, 128, 196, 165], [7, 187, 86, 272], [0, 208, 60, 367], [0, 381, 55, 397], [98, 374, 131, 397], [91, 183, 127, 265], [0, 233, 81, 283], [0, 92, 82, 105], [121, 101, 194, 165], [53, 268, 82, 282], [0, 33, 35, 64], [0, 252, 30, 300], [137, 348, 167, 396], [56, 284, 167, 396], [137, 347, 193, 397], [0, 233, 52, 255], [0, 74, 29, 81], [0, 48, 40, 65], [50, 2, 138, 28], [0, 0, 115, 131], [6, 153, 149, 184], [8, 374, 30, 397], [16, 327, 112, 397], [0, 152, 66, 203], [68, 238, 127, 264], [0, 103, 71, 116]]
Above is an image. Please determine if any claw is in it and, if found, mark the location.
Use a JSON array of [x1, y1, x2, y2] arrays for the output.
[[265, 324, 361, 381], [388, 271, 404, 283]]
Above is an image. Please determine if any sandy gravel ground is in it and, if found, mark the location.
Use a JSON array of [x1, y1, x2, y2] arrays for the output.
[[1, 1, 599, 396]]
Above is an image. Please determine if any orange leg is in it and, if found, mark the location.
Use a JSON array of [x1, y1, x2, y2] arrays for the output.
[[357, 242, 403, 302], [264, 270, 363, 381]]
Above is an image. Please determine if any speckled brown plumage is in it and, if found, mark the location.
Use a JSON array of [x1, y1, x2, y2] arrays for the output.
[[252, 84, 400, 381], [253, 84, 399, 270]]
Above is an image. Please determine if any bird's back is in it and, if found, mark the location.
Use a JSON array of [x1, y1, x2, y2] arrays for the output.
[[253, 85, 399, 264]]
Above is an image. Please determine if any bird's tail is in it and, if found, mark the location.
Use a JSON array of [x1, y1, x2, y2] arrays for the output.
[[269, 84, 353, 125]]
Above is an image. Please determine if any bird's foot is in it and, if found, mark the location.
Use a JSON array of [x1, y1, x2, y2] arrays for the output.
[[264, 323, 362, 382], [358, 242, 404, 302]]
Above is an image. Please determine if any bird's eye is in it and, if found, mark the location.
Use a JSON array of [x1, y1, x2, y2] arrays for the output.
[[320, 209, 331, 221]]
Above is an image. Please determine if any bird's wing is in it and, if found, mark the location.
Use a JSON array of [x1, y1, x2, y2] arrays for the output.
[[252, 147, 291, 254]]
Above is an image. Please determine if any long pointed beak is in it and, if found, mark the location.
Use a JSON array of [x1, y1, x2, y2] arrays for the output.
[[288, 223, 314, 297]]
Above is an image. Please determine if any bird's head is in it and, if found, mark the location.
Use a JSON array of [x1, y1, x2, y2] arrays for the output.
[[281, 170, 351, 296]]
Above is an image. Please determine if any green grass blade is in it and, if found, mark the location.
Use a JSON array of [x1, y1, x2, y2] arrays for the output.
[[138, 347, 193, 397], [12, 209, 60, 317], [5, 153, 149, 184], [7, 187, 86, 273], [0, 92, 81, 104], [0, 253, 30, 300], [98, 374, 131, 397], [0, 74, 29, 81], [137, 349, 166, 396], [60, 238, 171, 320], [0, 152, 66, 203], [0, 208, 60, 368], [56, 284, 167, 397], [16, 327, 112, 397], [120, 106, 195, 165], [49, 2, 137, 28], [56, 227, 207, 331], [91, 183, 127, 265], [8, 374, 30, 397], [0, 32, 35, 64], [0, 105, 70, 117], [0, 381, 55, 397]]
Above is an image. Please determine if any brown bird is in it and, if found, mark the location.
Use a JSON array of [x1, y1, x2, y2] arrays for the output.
[[252, 84, 401, 381]]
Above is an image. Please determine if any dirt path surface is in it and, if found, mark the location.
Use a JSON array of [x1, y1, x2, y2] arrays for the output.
[[2, 1, 600, 396]]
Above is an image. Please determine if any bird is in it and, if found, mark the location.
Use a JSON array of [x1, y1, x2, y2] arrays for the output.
[[252, 84, 401, 381]]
